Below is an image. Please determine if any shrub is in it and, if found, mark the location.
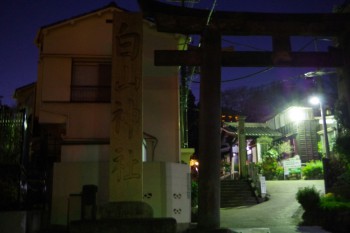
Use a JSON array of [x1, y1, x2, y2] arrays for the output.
[[336, 169, 350, 186], [327, 158, 349, 185], [261, 156, 283, 180], [296, 186, 321, 211], [320, 194, 350, 211], [334, 133, 350, 164], [319, 193, 350, 233], [302, 160, 323, 180], [191, 181, 199, 222], [191, 181, 198, 208], [0, 178, 19, 210], [275, 166, 284, 180], [329, 182, 350, 201]]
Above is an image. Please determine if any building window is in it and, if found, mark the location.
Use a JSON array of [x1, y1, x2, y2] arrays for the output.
[[71, 60, 111, 102]]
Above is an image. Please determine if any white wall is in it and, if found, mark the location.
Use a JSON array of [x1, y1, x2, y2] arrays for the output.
[[142, 23, 181, 163], [143, 162, 191, 224], [61, 144, 109, 162]]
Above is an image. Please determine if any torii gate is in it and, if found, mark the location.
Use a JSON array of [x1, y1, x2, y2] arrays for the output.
[[139, 0, 350, 231]]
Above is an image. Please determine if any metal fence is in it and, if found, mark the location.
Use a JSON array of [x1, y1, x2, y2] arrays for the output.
[[0, 106, 25, 210]]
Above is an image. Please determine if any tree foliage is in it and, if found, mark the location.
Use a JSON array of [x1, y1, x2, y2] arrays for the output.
[[277, 141, 292, 155], [221, 77, 337, 122], [0, 106, 23, 164]]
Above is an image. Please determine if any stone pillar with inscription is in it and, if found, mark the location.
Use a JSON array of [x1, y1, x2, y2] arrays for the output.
[[110, 12, 143, 201]]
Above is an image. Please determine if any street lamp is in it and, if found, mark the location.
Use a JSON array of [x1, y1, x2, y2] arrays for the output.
[[309, 95, 331, 193], [309, 96, 330, 158]]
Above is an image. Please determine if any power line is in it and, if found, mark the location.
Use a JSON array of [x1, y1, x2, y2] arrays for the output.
[[218, 38, 319, 84], [222, 38, 267, 52], [185, 0, 218, 89], [210, 37, 332, 84], [221, 67, 273, 83], [206, 0, 217, 25]]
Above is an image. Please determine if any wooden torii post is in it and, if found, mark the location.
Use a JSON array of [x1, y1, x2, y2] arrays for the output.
[[138, 0, 349, 231]]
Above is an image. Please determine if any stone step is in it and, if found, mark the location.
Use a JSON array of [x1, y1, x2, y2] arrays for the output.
[[220, 179, 258, 208]]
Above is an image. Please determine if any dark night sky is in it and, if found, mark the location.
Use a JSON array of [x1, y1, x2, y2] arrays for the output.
[[0, 0, 347, 106]]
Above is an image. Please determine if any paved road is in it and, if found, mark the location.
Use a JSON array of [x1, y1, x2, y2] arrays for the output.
[[220, 180, 330, 233]]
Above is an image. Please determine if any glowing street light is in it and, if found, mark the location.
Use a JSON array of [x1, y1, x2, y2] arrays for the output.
[[309, 95, 330, 159], [309, 96, 320, 105]]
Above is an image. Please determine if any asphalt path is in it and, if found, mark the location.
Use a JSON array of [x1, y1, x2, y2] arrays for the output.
[[220, 180, 331, 233]]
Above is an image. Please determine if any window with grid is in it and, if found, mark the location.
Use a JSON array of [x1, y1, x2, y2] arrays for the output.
[[71, 60, 111, 102]]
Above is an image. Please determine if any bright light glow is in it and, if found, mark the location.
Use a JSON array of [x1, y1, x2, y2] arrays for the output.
[[304, 72, 315, 77], [190, 159, 199, 167], [309, 96, 320, 105], [288, 107, 306, 122], [23, 113, 27, 130], [304, 71, 326, 78]]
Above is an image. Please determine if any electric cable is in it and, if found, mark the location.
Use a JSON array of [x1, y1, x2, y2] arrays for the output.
[[184, 0, 218, 89], [222, 38, 267, 51], [214, 37, 333, 84]]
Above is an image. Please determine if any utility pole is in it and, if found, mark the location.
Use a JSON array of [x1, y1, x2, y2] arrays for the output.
[[180, 65, 189, 148]]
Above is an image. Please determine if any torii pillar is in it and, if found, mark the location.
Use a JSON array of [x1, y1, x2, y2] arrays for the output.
[[197, 25, 222, 230]]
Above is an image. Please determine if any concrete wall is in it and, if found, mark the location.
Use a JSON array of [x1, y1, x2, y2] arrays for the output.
[[143, 162, 191, 224], [61, 144, 109, 162]]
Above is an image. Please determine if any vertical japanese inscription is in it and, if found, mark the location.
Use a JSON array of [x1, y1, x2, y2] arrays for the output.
[[110, 12, 143, 201]]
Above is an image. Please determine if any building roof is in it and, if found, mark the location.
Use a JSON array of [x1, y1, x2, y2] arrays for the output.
[[35, 2, 157, 47], [224, 122, 282, 137], [39, 2, 128, 30], [35, 2, 131, 46], [244, 126, 282, 137]]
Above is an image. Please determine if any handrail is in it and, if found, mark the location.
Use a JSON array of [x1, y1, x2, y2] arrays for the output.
[[247, 163, 266, 198]]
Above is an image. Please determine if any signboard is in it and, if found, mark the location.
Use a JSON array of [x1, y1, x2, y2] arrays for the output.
[[260, 176, 266, 195], [282, 156, 302, 177]]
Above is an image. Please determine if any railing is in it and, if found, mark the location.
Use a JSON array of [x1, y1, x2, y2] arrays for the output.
[[248, 163, 266, 198]]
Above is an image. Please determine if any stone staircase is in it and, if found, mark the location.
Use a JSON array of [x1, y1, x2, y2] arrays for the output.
[[220, 179, 259, 208]]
